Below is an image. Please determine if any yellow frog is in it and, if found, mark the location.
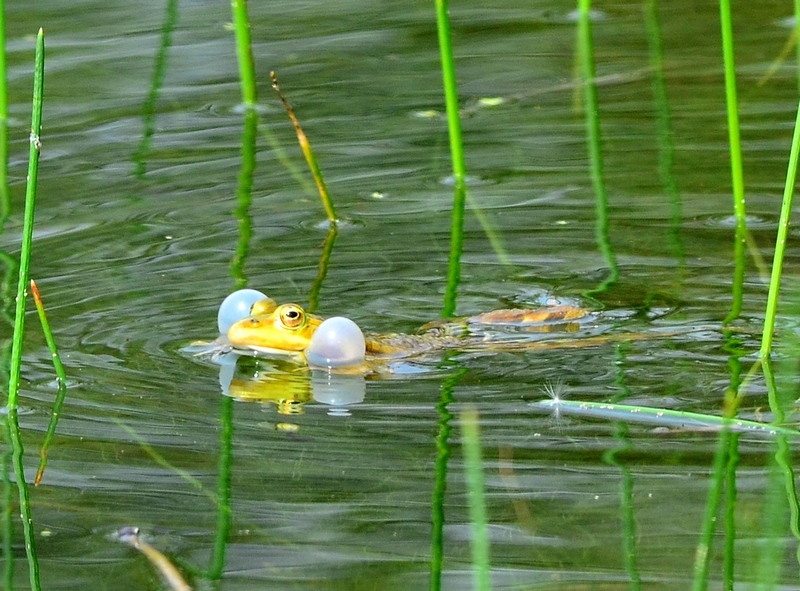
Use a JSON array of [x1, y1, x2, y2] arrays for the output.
[[219, 289, 589, 369]]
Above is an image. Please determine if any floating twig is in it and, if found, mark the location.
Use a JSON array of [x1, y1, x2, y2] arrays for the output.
[[115, 527, 192, 591], [270, 71, 337, 223]]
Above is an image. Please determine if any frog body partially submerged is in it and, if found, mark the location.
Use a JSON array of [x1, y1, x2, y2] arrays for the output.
[[221, 289, 590, 369]]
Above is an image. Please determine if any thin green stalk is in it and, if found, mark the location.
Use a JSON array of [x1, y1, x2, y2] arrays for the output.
[[718, 0, 747, 331], [115, 421, 214, 503], [603, 343, 642, 590], [231, 0, 257, 108], [434, 0, 466, 185], [0, 0, 8, 231], [460, 406, 491, 591], [6, 409, 40, 591], [763, 356, 800, 562], [760, 97, 800, 357], [796, 0, 800, 92], [134, 0, 178, 178], [603, 423, 641, 591], [754, 454, 791, 587], [34, 379, 66, 486], [643, 0, 684, 268], [759, 333, 800, 579], [723, 223, 746, 328], [533, 398, 799, 437], [29, 280, 68, 485], [442, 182, 464, 318], [435, 0, 467, 317], [691, 428, 731, 591], [577, 0, 618, 299], [307, 225, 337, 314], [1, 419, 12, 589], [29, 280, 65, 384], [430, 368, 461, 591], [758, 28, 797, 88], [718, 0, 746, 225], [207, 395, 233, 580], [270, 71, 337, 224], [231, 108, 257, 290], [7, 29, 44, 410], [258, 121, 315, 196], [722, 433, 739, 590]]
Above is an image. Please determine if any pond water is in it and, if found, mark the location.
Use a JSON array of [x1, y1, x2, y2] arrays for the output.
[[1, 0, 799, 589]]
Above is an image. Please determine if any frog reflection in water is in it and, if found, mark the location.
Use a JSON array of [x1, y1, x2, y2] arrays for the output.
[[218, 288, 591, 371]]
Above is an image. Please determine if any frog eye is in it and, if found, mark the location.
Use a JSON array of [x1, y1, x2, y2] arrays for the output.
[[218, 289, 268, 334], [278, 304, 306, 329]]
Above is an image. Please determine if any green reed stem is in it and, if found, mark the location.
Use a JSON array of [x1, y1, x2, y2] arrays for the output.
[[29, 280, 68, 485], [762, 356, 800, 552], [134, 0, 178, 178], [430, 368, 461, 591], [0, 0, 8, 231], [718, 0, 746, 224], [231, 0, 257, 108], [270, 71, 337, 224], [760, 98, 800, 357], [460, 406, 491, 591], [207, 395, 233, 580], [29, 280, 65, 385], [3, 30, 43, 591], [691, 428, 732, 591], [442, 184, 464, 318], [602, 344, 642, 589], [7, 29, 44, 411], [307, 225, 337, 314], [7, 409, 40, 591], [795, 0, 800, 91], [603, 423, 642, 590], [434, 0, 466, 185], [718, 0, 747, 329], [1, 438, 11, 590], [577, 0, 618, 299], [722, 432, 739, 589], [643, 0, 684, 268], [231, 108, 257, 290], [753, 452, 788, 587], [435, 0, 467, 317], [34, 379, 65, 486]]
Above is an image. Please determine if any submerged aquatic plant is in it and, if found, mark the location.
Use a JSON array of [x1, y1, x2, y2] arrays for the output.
[[532, 394, 799, 438]]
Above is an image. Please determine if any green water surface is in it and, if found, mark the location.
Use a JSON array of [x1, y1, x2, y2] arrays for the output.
[[0, 0, 799, 589]]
